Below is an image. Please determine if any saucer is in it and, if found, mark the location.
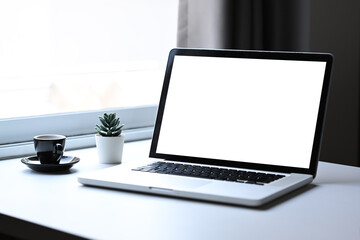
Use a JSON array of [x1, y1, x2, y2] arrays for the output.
[[21, 155, 80, 172]]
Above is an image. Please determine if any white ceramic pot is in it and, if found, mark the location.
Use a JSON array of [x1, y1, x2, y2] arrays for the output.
[[95, 134, 125, 164]]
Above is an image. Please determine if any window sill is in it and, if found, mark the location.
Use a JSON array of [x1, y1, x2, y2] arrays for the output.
[[0, 127, 153, 161]]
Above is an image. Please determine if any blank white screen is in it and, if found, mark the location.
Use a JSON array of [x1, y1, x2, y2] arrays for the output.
[[156, 55, 326, 168]]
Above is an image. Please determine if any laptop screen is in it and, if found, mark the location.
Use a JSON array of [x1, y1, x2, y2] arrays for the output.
[[150, 49, 333, 175]]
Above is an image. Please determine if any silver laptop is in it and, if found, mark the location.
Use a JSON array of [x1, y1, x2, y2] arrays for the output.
[[78, 48, 333, 207]]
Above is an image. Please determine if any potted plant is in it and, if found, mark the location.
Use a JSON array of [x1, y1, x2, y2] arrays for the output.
[[95, 113, 125, 164]]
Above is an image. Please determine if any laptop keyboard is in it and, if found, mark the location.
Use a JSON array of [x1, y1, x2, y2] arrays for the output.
[[132, 162, 285, 185]]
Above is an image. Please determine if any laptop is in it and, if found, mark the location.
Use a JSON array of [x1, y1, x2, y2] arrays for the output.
[[78, 48, 333, 207]]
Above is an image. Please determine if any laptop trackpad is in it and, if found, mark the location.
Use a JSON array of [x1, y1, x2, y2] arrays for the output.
[[83, 167, 212, 191], [137, 173, 211, 190]]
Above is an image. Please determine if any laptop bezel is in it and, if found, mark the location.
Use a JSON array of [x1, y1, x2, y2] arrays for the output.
[[150, 48, 333, 177]]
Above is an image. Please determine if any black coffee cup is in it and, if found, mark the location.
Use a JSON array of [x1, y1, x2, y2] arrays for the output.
[[34, 134, 66, 164]]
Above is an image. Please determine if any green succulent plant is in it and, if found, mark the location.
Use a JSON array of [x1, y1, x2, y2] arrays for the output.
[[95, 113, 124, 137]]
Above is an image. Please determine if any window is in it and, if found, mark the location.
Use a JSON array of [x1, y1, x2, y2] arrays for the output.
[[0, 0, 178, 159]]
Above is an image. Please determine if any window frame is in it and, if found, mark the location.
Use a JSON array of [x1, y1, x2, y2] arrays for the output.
[[0, 105, 157, 160], [0, 0, 178, 160]]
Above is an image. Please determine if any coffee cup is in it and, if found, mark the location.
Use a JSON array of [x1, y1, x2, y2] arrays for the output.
[[34, 134, 66, 164]]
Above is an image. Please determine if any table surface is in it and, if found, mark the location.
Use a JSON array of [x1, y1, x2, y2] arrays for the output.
[[0, 140, 359, 240]]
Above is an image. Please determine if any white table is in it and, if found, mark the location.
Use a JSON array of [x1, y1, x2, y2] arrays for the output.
[[0, 140, 359, 240]]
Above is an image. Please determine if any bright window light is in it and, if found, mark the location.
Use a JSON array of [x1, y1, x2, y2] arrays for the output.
[[0, 0, 178, 119]]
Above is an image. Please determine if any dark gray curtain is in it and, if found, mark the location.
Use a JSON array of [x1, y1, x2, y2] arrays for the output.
[[177, 0, 310, 52]]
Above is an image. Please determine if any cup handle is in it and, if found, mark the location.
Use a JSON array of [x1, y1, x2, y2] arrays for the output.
[[56, 143, 64, 155]]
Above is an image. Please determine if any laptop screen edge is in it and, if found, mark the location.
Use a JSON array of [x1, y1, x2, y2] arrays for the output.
[[149, 48, 334, 178]]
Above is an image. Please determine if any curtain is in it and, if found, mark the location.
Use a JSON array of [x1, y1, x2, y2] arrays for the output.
[[177, 0, 311, 51]]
